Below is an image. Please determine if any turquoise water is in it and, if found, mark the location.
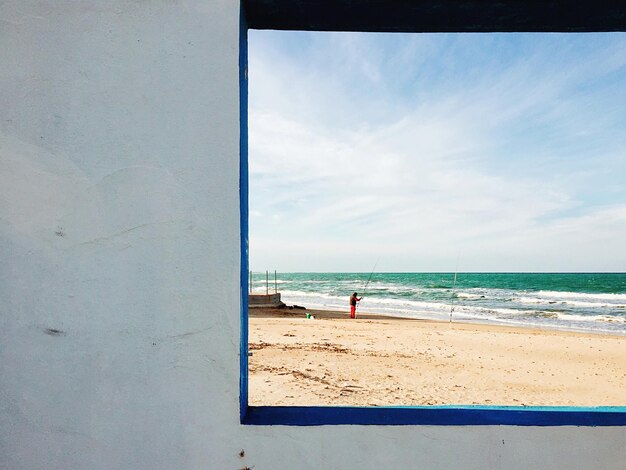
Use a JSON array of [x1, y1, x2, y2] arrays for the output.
[[251, 273, 626, 334]]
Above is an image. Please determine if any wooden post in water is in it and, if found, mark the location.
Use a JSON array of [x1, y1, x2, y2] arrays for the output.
[[274, 270, 277, 293], [265, 270, 269, 295]]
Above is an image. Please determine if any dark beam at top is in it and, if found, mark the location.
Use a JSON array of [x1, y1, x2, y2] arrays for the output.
[[244, 0, 626, 32]]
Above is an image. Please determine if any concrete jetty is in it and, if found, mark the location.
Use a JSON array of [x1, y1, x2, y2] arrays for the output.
[[248, 293, 285, 308]]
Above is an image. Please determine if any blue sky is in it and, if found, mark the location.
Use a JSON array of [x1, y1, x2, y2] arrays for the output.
[[248, 32, 626, 272]]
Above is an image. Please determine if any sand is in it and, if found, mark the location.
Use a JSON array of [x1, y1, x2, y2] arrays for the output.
[[248, 308, 626, 407]]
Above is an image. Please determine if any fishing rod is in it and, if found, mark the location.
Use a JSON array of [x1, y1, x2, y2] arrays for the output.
[[449, 253, 460, 323], [362, 257, 380, 298], [355, 258, 379, 316]]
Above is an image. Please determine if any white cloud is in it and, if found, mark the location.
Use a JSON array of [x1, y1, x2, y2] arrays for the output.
[[248, 32, 626, 272]]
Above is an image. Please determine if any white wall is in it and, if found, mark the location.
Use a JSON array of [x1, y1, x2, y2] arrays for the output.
[[0, 1, 624, 468]]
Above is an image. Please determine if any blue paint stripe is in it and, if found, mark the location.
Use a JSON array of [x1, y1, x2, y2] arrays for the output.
[[239, 1, 249, 423], [244, 406, 626, 426]]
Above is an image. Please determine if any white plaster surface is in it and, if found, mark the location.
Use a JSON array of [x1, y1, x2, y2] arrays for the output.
[[0, 1, 624, 468]]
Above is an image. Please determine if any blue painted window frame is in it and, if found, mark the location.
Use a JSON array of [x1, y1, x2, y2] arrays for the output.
[[239, 1, 626, 426]]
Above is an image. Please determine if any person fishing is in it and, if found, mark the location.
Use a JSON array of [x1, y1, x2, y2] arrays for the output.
[[350, 259, 378, 319], [349, 292, 362, 319]]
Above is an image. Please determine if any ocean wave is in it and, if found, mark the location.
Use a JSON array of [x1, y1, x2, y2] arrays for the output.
[[281, 291, 450, 313], [359, 281, 426, 293], [282, 291, 535, 319], [514, 296, 626, 309], [529, 311, 559, 319], [275, 285, 626, 334], [555, 312, 626, 323], [280, 289, 340, 299], [462, 305, 534, 317], [536, 290, 626, 302], [456, 292, 488, 300]]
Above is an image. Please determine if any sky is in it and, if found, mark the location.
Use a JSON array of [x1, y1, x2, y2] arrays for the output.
[[248, 32, 626, 273]]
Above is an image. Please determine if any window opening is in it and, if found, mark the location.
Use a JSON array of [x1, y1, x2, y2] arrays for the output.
[[241, 2, 626, 424]]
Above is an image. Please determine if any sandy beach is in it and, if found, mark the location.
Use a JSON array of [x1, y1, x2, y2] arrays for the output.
[[249, 308, 626, 407]]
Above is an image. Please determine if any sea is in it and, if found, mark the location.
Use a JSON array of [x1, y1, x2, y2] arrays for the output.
[[251, 272, 626, 335]]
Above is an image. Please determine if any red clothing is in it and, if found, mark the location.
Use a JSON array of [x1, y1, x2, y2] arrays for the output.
[[350, 305, 356, 318]]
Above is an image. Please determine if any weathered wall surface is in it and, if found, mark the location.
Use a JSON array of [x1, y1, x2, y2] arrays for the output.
[[0, 1, 624, 469]]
